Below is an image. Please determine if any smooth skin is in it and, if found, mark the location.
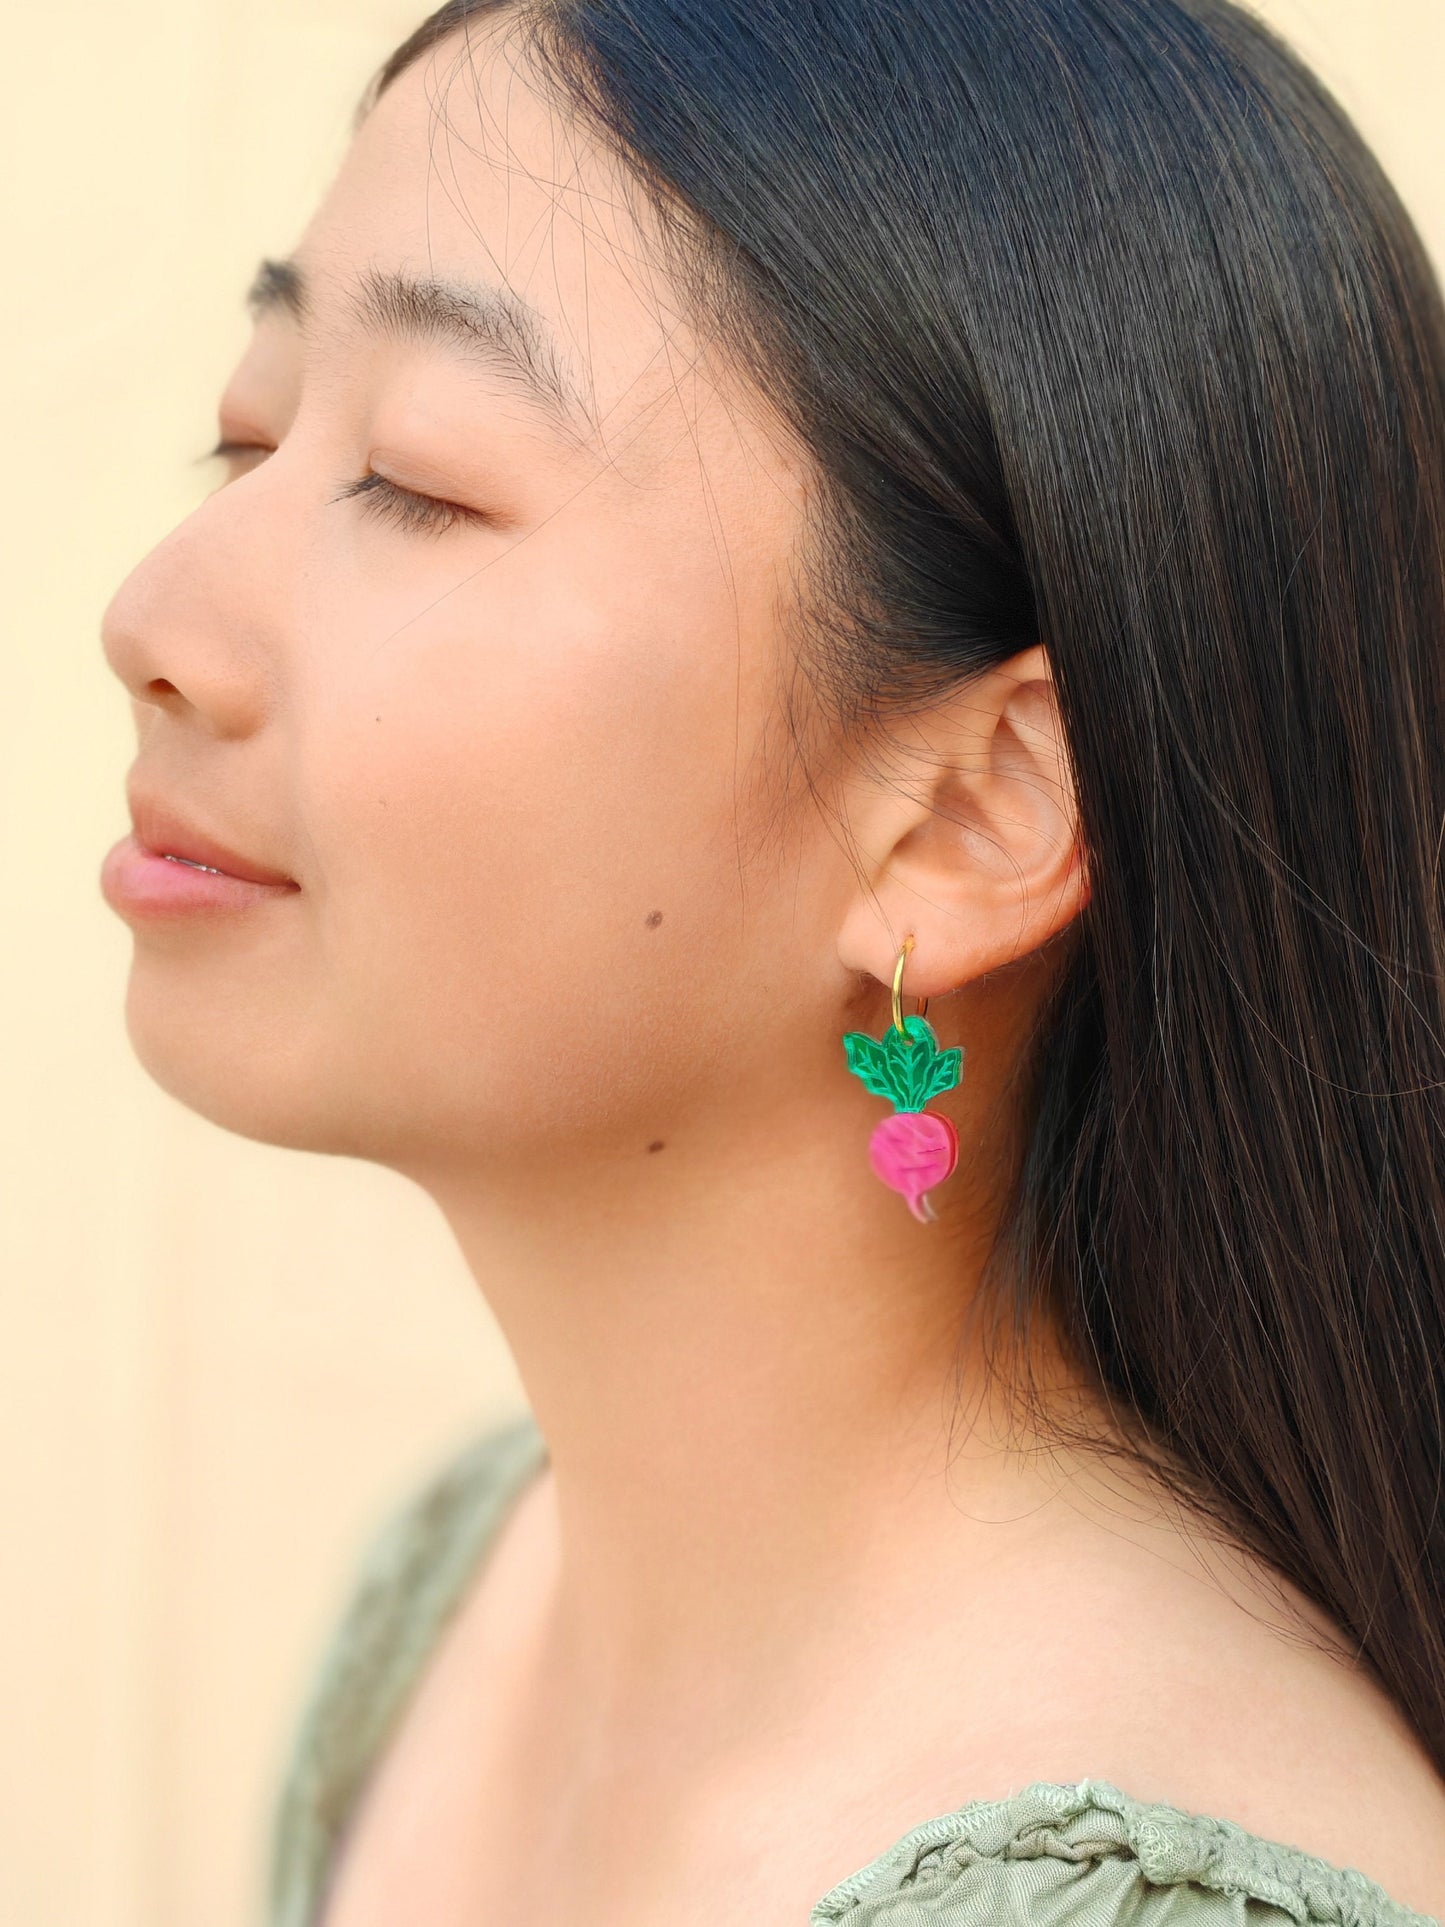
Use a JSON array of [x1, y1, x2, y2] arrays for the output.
[[100, 16, 1445, 1924]]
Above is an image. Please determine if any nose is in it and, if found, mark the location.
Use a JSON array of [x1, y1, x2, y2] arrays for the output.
[[99, 476, 288, 742]]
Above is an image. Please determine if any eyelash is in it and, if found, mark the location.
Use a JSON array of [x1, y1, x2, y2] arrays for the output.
[[202, 439, 494, 538]]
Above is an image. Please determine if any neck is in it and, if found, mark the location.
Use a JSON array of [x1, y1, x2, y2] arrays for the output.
[[416, 1069, 1109, 1744]]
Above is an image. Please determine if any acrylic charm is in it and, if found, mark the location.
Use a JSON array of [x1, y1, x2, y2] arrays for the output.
[[842, 938, 963, 1223]]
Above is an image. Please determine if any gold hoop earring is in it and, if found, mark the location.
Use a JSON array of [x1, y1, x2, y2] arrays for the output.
[[891, 933, 930, 1036]]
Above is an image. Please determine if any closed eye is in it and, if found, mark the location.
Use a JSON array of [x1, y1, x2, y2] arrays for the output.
[[198, 439, 497, 538]]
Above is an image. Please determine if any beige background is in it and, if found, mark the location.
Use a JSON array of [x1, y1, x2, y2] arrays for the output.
[[2, 3, 1440, 1923]]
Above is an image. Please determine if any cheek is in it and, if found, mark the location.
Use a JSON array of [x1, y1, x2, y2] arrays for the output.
[[299, 532, 778, 1142]]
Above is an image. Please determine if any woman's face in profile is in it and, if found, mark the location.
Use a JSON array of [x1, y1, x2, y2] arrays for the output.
[[99, 20, 830, 1180]]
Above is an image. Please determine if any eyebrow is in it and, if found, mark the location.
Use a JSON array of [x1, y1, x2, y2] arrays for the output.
[[244, 255, 597, 445]]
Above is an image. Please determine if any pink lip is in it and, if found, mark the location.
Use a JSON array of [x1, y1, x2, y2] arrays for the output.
[[101, 832, 300, 918]]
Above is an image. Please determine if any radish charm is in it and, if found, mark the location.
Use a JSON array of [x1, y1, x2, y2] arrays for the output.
[[842, 937, 963, 1223]]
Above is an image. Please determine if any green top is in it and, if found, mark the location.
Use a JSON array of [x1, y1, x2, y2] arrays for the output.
[[265, 1409, 1440, 1927]]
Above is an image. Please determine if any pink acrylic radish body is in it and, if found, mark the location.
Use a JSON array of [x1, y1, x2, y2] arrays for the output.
[[842, 1013, 963, 1222]]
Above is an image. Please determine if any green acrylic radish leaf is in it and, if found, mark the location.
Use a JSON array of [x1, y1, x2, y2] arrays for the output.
[[841, 1030, 896, 1101], [918, 1041, 965, 1106], [842, 1014, 964, 1112]]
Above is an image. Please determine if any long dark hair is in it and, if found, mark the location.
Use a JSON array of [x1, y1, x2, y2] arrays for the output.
[[363, 0, 1445, 1775]]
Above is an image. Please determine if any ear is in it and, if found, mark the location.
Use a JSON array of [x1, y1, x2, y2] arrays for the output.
[[835, 645, 1090, 999]]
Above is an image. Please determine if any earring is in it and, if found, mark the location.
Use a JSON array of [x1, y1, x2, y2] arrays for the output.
[[842, 934, 963, 1223]]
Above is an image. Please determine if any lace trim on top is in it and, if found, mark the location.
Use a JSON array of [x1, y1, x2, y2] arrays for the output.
[[808, 1774, 1440, 1925]]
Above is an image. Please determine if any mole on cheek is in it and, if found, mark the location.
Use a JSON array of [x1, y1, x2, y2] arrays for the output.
[[646, 1140, 666, 1153]]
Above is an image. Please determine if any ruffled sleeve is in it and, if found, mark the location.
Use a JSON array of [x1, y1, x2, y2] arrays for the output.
[[807, 1778, 1439, 1927]]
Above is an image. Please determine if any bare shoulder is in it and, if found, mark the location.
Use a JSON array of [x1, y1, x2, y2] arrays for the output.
[[1138, 1635, 1445, 1923], [997, 1468, 1445, 1921]]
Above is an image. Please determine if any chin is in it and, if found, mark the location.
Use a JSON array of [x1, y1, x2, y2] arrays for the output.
[[119, 967, 359, 1155]]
